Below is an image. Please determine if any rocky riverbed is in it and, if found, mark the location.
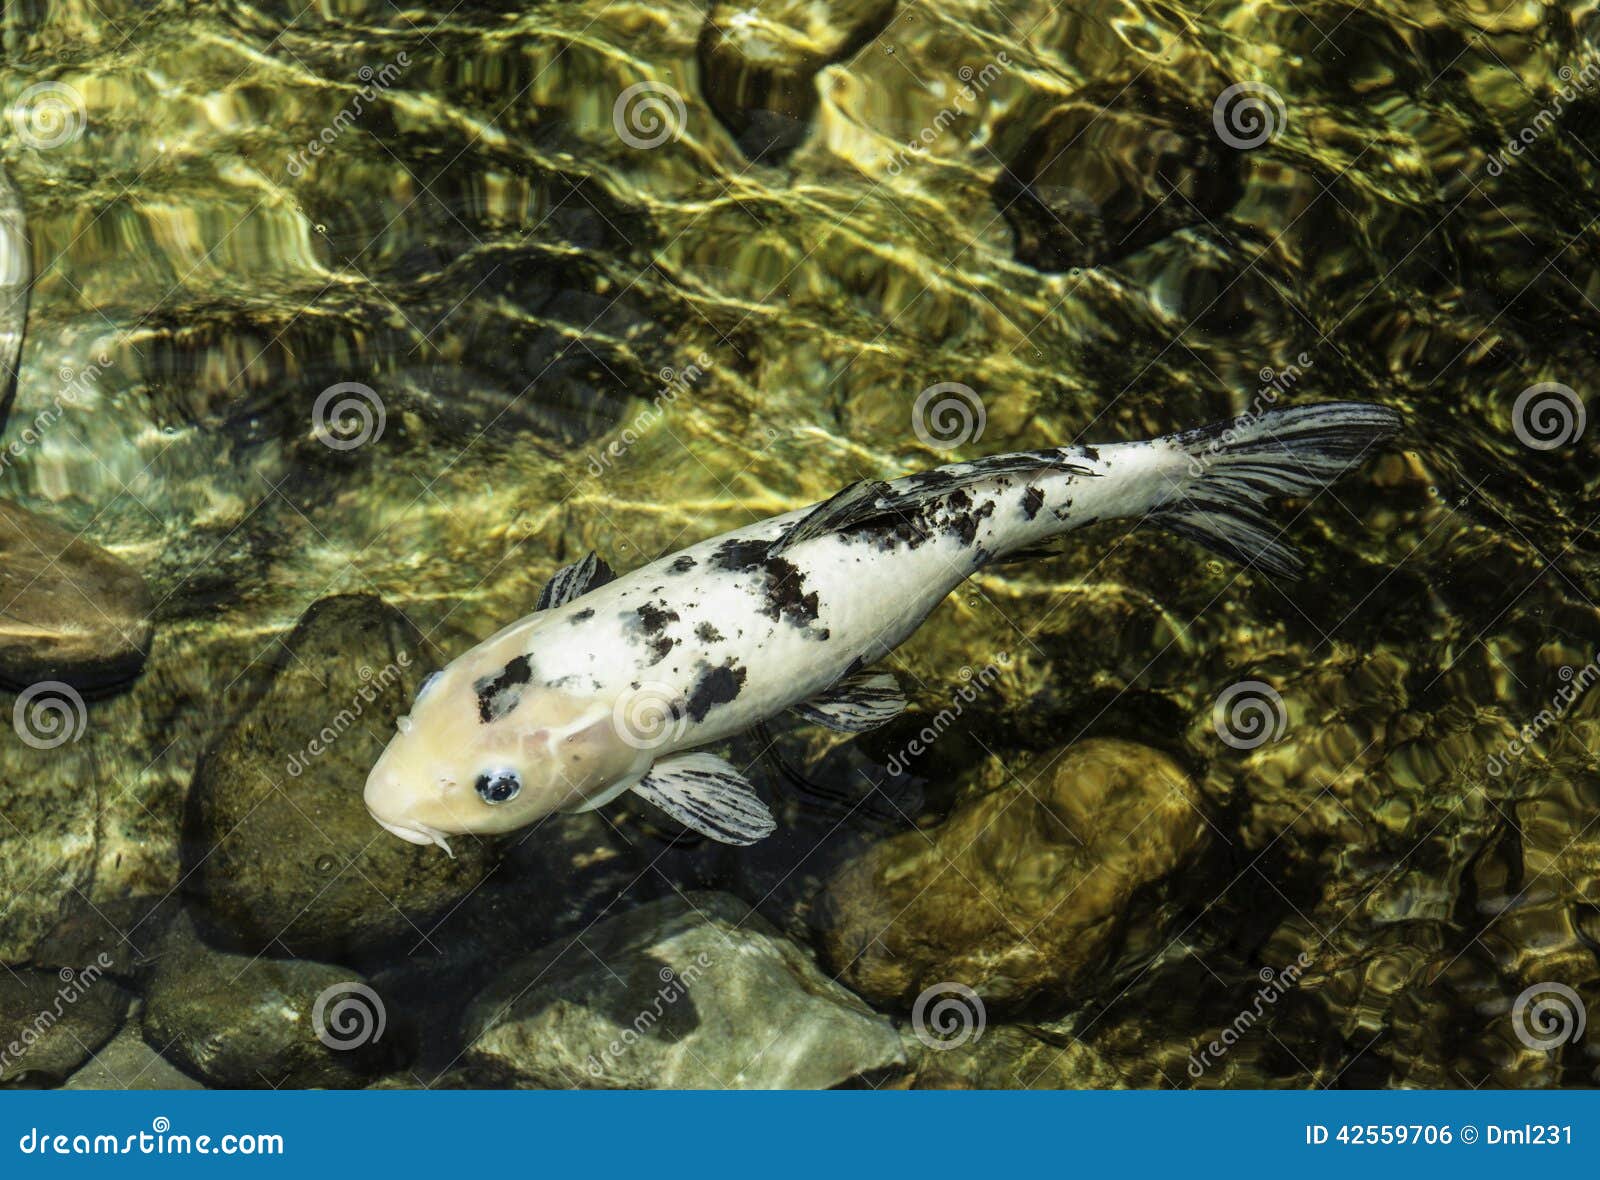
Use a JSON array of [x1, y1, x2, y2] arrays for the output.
[[0, 0, 1597, 1089]]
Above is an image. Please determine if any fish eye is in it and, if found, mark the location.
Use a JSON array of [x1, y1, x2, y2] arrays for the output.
[[475, 769, 521, 805]]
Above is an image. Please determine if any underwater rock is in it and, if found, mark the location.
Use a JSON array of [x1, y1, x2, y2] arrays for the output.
[[0, 160, 28, 425], [141, 912, 392, 1089], [61, 1008, 203, 1090], [818, 738, 1209, 1012], [907, 1023, 1125, 1089], [461, 891, 907, 1088], [0, 500, 153, 692], [184, 593, 495, 960], [0, 964, 130, 1087], [699, 0, 898, 163], [993, 86, 1241, 271]]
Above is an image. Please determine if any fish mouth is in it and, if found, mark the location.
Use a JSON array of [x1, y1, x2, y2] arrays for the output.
[[371, 814, 454, 858]]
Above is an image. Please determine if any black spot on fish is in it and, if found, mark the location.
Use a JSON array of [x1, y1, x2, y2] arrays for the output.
[[1021, 485, 1044, 520], [1081, 445, 1099, 462], [669, 555, 697, 573], [571, 608, 594, 623], [632, 602, 680, 664], [760, 556, 821, 631], [695, 622, 724, 643], [686, 660, 747, 722], [473, 654, 533, 723], [710, 537, 773, 572]]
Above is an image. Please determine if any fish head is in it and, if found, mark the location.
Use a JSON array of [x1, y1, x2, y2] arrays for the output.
[[364, 655, 640, 851]]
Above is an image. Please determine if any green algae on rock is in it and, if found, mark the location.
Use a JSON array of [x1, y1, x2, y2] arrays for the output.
[[184, 593, 495, 961], [462, 891, 907, 1088], [141, 912, 393, 1089], [818, 738, 1210, 1012]]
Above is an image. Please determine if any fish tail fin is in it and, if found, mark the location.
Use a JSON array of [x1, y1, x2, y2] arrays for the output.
[[1147, 401, 1401, 579]]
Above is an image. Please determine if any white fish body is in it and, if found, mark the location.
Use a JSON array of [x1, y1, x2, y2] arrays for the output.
[[364, 402, 1399, 851]]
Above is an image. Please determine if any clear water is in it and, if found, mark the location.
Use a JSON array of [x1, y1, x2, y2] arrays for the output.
[[1, 0, 1598, 1089]]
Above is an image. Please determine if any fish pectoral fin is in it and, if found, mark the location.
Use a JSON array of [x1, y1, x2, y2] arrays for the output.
[[791, 670, 907, 733], [633, 753, 776, 845], [536, 551, 617, 610]]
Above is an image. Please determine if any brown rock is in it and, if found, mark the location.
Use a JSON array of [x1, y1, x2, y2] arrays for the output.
[[0, 499, 153, 691], [184, 593, 496, 960], [818, 738, 1210, 1013]]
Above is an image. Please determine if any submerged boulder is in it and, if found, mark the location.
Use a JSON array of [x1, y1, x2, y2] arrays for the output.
[[184, 593, 495, 961], [0, 499, 153, 691], [818, 738, 1211, 1012], [141, 912, 393, 1089], [0, 962, 130, 1087], [462, 892, 907, 1088]]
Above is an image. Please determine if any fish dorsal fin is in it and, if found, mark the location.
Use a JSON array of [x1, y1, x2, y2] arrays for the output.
[[771, 453, 1097, 553], [633, 752, 776, 845], [536, 551, 616, 610], [771, 480, 893, 555], [792, 670, 906, 732]]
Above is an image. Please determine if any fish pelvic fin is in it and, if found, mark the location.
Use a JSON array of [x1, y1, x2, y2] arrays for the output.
[[1149, 401, 1401, 579]]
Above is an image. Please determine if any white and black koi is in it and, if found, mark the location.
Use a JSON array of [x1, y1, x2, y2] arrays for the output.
[[364, 402, 1400, 852]]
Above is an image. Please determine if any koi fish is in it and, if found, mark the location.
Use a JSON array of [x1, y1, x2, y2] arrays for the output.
[[365, 402, 1399, 852]]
